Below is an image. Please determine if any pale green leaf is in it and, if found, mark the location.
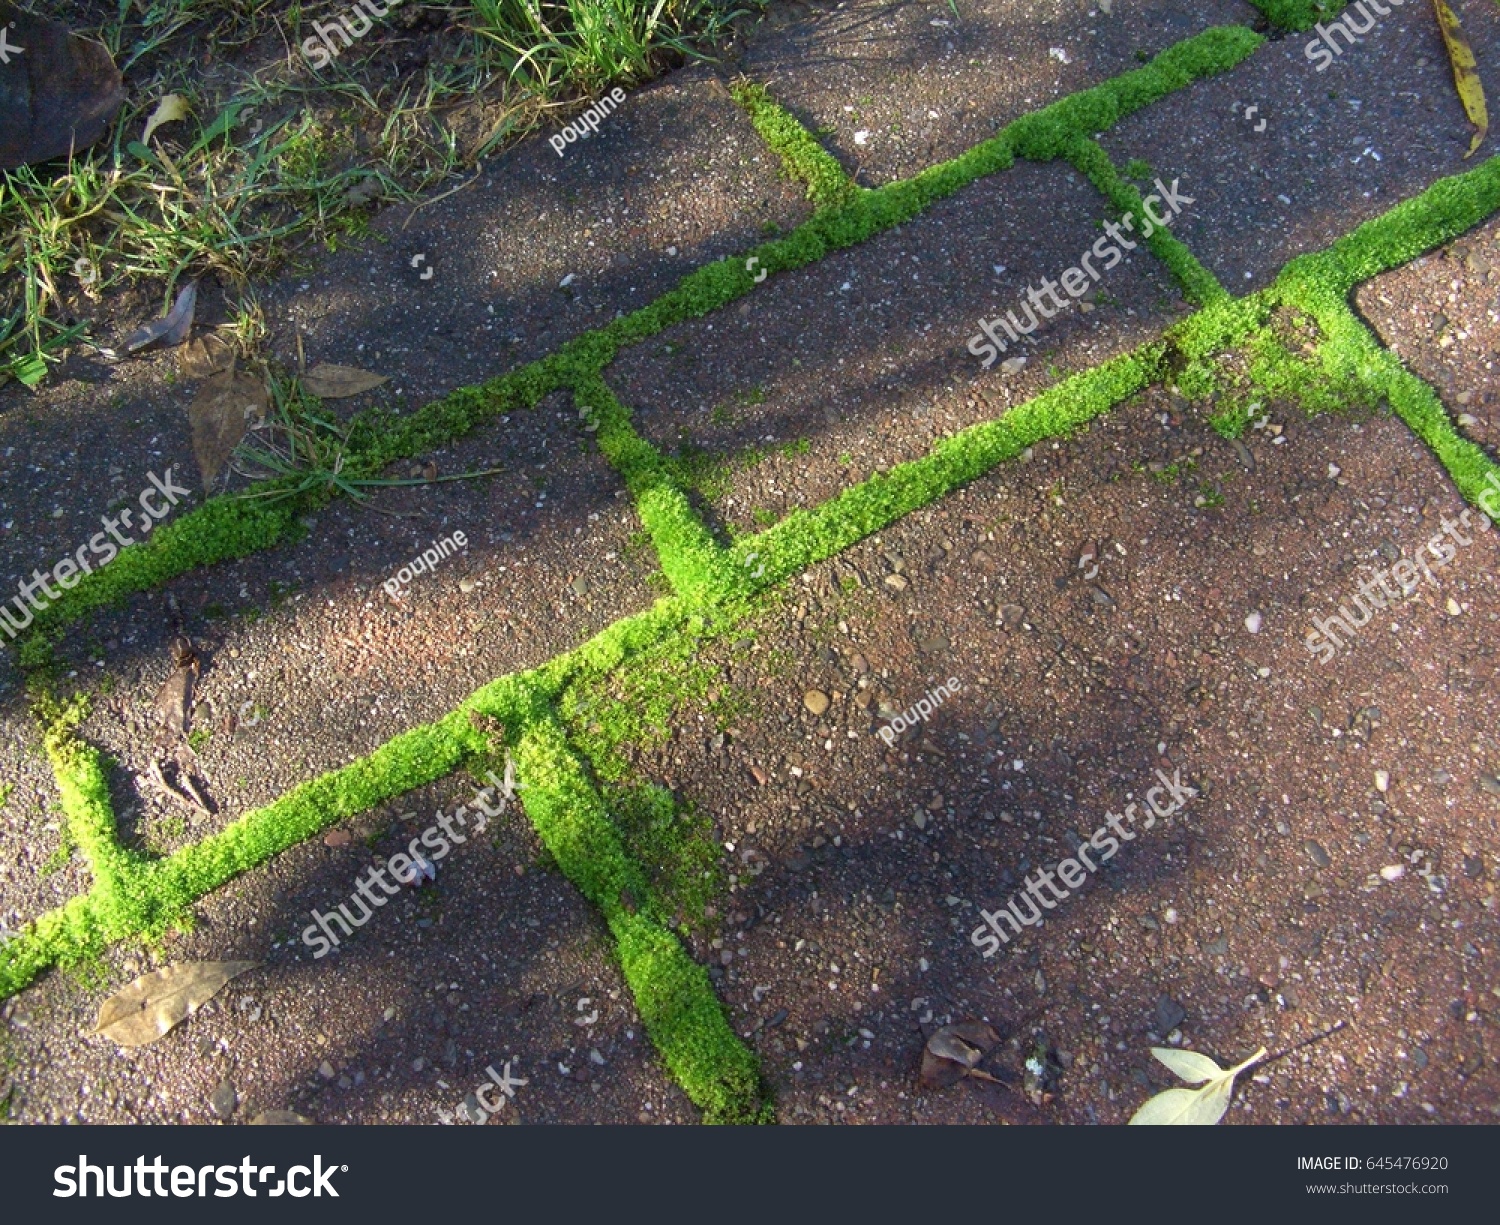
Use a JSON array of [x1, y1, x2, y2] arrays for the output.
[[1128, 1086, 1213, 1125], [141, 95, 192, 146], [1129, 1046, 1267, 1125], [1149, 1047, 1224, 1085]]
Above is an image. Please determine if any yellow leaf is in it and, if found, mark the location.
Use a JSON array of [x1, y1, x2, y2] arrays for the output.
[[1432, 0, 1488, 158], [141, 95, 193, 146]]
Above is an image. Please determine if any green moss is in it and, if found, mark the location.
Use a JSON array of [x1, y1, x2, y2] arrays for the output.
[[730, 80, 859, 211], [558, 607, 747, 782], [1245, 1, 1349, 31], [604, 783, 725, 937], [1066, 136, 1226, 306], [514, 716, 766, 1122]]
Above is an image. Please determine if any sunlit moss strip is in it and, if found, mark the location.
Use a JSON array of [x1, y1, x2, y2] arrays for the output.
[[729, 79, 859, 210], [575, 377, 733, 600], [1275, 152, 1500, 506], [13, 497, 305, 671], [1281, 153, 1500, 297], [513, 715, 767, 1122], [1244, 1, 1350, 32], [1065, 136, 1228, 306], [725, 345, 1165, 591], [0, 894, 111, 1000], [37, 692, 143, 901], [1293, 286, 1500, 511]]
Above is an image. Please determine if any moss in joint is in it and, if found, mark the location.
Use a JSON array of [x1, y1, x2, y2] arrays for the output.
[[1244, 2, 1350, 32], [729, 80, 859, 211]]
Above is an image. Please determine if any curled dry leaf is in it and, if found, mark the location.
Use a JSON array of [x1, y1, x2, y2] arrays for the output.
[[178, 333, 234, 380], [122, 281, 197, 354], [91, 960, 258, 1047], [301, 363, 389, 399], [189, 366, 268, 490], [0, 0, 126, 170], [141, 94, 191, 145], [344, 177, 382, 208], [152, 661, 197, 738], [919, 1020, 1000, 1090], [1128, 1045, 1267, 1125], [250, 1109, 315, 1125]]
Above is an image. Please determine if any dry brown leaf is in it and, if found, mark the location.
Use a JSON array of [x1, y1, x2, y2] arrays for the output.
[[122, 281, 197, 353], [188, 367, 267, 490], [918, 1020, 1000, 1090], [250, 1109, 315, 1125], [153, 665, 194, 735], [302, 363, 389, 399], [91, 960, 257, 1047], [0, 1, 126, 170], [178, 333, 234, 380]]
